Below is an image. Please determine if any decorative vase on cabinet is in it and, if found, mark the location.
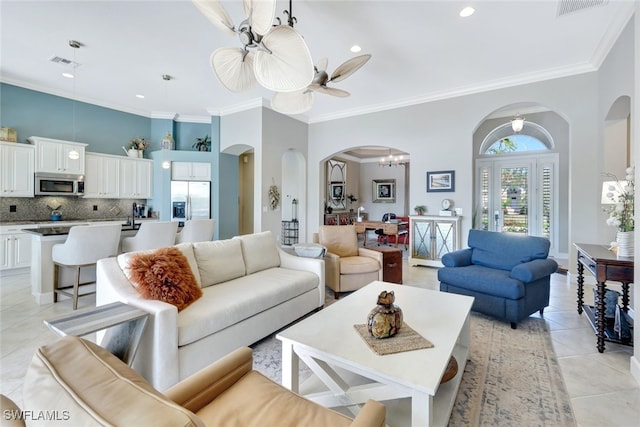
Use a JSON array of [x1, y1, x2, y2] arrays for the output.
[[616, 231, 634, 257]]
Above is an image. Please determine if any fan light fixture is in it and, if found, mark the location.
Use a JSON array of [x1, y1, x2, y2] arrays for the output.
[[511, 114, 525, 133], [193, 0, 371, 115]]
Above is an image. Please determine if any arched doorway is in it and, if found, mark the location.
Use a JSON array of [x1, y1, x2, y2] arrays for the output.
[[474, 105, 569, 257]]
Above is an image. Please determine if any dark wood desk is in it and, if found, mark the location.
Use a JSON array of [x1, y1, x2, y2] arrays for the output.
[[574, 243, 633, 353], [354, 220, 408, 248]]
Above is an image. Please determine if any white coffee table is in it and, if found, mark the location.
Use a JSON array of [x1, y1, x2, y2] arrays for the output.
[[276, 281, 473, 427]]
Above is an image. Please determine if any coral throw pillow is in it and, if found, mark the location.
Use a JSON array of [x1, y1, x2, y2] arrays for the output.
[[129, 247, 202, 312]]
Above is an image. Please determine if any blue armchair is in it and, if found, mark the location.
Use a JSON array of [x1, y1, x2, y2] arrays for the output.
[[438, 230, 558, 329]]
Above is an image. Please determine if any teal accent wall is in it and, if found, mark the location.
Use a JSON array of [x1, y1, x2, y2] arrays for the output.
[[175, 122, 210, 151], [0, 83, 149, 154], [1, 83, 234, 237]]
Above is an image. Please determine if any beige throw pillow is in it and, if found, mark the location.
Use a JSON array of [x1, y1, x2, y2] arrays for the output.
[[193, 239, 247, 287]]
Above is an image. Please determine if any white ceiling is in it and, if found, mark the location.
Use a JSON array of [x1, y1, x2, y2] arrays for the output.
[[0, 1, 635, 124]]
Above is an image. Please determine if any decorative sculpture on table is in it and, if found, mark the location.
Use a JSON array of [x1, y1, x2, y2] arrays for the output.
[[367, 290, 403, 339]]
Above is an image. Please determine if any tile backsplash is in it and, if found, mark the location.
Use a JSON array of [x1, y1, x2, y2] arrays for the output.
[[0, 196, 148, 222]]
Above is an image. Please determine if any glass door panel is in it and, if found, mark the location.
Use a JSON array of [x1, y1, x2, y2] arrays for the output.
[[412, 220, 432, 258], [434, 221, 455, 258], [499, 165, 529, 235]]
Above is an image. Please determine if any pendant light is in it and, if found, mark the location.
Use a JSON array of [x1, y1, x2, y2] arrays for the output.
[[161, 74, 175, 150], [511, 114, 525, 133], [68, 40, 82, 159]]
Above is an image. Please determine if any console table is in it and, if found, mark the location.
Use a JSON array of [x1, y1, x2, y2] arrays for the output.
[[574, 243, 634, 353]]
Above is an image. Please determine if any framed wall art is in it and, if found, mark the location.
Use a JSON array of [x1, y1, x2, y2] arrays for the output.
[[426, 170, 455, 192], [373, 179, 396, 203], [330, 182, 345, 201]]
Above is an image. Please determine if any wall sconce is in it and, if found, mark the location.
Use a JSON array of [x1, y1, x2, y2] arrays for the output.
[[511, 114, 525, 132], [162, 161, 171, 169]]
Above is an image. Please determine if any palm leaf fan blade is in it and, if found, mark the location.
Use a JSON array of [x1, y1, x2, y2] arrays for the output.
[[243, 0, 277, 36], [192, 0, 235, 36], [211, 48, 256, 92], [330, 54, 371, 83], [254, 26, 314, 92]]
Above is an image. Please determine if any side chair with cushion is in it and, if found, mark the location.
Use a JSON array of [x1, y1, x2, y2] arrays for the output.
[[317, 225, 383, 298], [1, 336, 386, 427], [438, 229, 558, 329]]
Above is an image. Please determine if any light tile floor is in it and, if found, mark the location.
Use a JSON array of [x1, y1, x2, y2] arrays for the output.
[[1, 262, 639, 426]]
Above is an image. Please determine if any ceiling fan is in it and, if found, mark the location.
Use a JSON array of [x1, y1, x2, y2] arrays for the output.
[[272, 54, 372, 115], [192, 0, 313, 93]]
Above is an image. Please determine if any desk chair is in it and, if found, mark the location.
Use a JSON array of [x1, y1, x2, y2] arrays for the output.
[[374, 213, 396, 245], [52, 224, 121, 310], [175, 219, 216, 244], [121, 221, 178, 253]]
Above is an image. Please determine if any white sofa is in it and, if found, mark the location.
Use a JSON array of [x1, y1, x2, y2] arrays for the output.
[[96, 231, 324, 391]]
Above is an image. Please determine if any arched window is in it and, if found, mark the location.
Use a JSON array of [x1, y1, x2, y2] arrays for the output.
[[480, 122, 554, 155], [475, 120, 558, 255]]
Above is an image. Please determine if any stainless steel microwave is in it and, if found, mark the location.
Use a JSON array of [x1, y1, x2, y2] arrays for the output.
[[35, 173, 84, 196]]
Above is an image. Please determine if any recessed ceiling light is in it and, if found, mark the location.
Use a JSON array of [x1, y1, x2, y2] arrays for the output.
[[62, 72, 74, 79], [135, 94, 145, 99], [460, 6, 475, 17], [350, 45, 362, 53]]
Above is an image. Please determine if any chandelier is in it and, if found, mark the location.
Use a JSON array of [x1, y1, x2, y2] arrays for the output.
[[379, 151, 408, 167]]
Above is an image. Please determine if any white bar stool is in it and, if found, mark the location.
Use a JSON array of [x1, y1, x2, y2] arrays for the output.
[[121, 221, 179, 253], [52, 224, 121, 310], [175, 219, 216, 244]]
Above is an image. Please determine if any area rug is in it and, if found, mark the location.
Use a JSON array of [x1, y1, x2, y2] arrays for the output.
[[252, 312, 576, 426], [449, 313, 576, 426]]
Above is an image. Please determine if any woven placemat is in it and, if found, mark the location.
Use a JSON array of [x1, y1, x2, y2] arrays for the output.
[[354, 322, 434, 355]]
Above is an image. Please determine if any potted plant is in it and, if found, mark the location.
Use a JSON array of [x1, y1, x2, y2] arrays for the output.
[[126, 137, 150, 158], [193, 135, 211, 152], [414, 205, 426, 215]]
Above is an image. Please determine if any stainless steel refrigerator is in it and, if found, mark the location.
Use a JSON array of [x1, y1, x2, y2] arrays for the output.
[[170, 181, 211, 222]]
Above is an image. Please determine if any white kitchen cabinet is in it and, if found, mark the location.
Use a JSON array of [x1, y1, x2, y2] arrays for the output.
[[408, 215, 462, 267], [84, 153, 119, 198], [28, 136, 86, 175], [119, 157, 153, 198], [0, 142, 35, 197], [171, 161, 211, 181], [0, 225, 37, 271]]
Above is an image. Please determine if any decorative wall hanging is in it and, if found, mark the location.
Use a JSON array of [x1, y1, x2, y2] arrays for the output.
[[268, 181, 280, 210], [427, 170, 455, 192], [372, 179, 396, 203]]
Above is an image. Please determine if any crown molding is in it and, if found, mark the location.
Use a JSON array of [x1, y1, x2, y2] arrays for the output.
[[590, 3, 635, 69], [308, 62, 597, 124], [150, 111, 177, 120], [209, 98, 266, 116]]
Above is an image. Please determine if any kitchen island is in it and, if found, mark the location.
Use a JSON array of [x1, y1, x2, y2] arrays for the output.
[[23, 221, 148, 305]]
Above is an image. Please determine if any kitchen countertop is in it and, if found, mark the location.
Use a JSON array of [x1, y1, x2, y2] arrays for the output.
[[0, 218, 156, 226], [23, 223, 142, 236]]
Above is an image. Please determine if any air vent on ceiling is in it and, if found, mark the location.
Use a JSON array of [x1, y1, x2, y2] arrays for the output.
[[48, 56, 79, 67], [557, 0, 608, 17]]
